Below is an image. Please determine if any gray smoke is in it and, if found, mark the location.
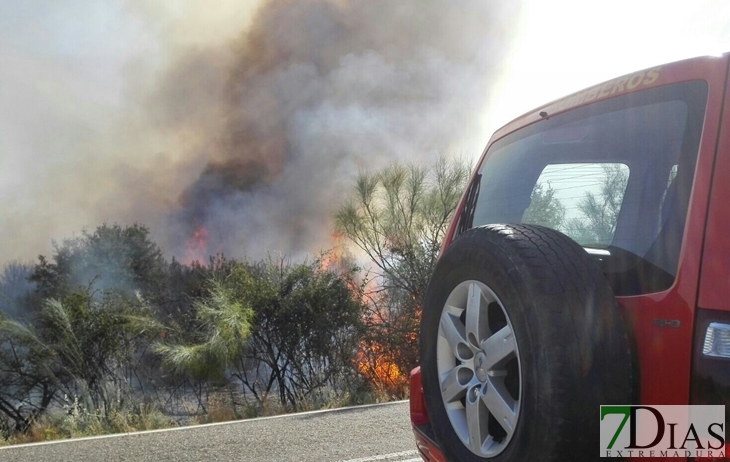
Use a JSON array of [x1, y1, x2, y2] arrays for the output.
[[160, 0, 521, 261], [0, 0, 522, 265]]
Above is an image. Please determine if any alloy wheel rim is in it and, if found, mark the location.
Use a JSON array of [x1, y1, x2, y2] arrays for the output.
[[436, 280, 522, 458]]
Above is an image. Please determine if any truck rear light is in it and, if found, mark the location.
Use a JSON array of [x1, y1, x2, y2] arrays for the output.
[[691, 309, 730, 424], [703, 322, 730, 358]]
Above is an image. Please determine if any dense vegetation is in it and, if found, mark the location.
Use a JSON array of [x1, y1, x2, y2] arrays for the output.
[[0, 157, 624, 444], [0, 158, 470, 444], [0, 230, 369, 441]]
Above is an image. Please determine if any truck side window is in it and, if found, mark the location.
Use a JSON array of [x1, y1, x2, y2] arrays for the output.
[[471, 81, 707, 295], [522, 163, 629, 248]]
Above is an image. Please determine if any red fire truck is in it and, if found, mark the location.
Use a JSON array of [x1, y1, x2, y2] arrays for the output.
[[410, 53, 730, 461]]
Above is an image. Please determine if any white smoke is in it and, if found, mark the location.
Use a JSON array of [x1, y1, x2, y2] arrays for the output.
[[2, 0, 728, 266]]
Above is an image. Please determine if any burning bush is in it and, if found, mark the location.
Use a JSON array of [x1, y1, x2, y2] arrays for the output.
[[336, 157, 470, 395]]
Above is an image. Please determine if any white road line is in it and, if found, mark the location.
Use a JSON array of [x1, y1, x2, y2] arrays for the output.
[[0, 400, 408, 450], [338, 449, 419, 462]]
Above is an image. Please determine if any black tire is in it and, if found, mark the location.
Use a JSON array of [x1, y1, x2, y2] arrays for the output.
[[420, 224, 635, 462]]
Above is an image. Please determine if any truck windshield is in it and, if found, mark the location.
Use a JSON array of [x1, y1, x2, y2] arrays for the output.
[[469, 81, 708, 295]]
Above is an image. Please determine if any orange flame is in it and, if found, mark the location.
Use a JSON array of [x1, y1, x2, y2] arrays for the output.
[[318, 232, 345, 272], [321, 233, 408, 394], [355, 339, 407, 395], [183, 225, 209, 264]]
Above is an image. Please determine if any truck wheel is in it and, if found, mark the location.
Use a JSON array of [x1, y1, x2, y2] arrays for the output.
[[420, 224, 634, 461]]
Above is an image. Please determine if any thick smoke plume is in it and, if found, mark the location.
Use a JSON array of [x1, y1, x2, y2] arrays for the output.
[[162, 0, 519, 261], [0, 1, 521, 265]]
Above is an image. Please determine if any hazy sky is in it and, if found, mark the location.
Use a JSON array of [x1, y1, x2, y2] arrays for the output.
[[1, 0, 729, 266], [0, 0, 262, 262]]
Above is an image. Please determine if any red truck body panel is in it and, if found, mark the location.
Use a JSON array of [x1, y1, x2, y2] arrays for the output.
[[413, 53, 730, 462], [699, 62, 730, 312]]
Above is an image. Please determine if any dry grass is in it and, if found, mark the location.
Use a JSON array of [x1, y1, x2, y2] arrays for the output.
[[0, 399, 177, 447], [0, 422, 56, 446], [193, 393, 237, 424], [0, 384, 406, 447]]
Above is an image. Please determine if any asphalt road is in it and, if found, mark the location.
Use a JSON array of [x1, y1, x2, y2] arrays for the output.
[[0, 401, 420, 462]]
